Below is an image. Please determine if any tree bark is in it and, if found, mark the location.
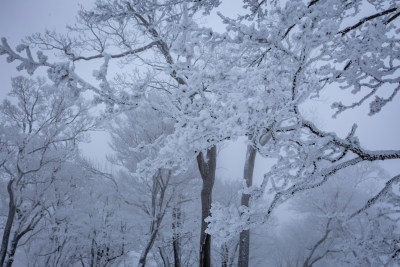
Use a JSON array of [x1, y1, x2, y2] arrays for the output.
[[238, 141, 257, 267], [5, 232, 19, 267], [238, 133, 271, 267], [197, 146, 217, 267], [172, 206, 181, 267], [5, 219, 38, 267], [0, 180, 16, 267], [90, 238, 96, 267]]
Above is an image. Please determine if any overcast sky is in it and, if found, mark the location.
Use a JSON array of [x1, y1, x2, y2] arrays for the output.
[[0, 0, 399, 183]]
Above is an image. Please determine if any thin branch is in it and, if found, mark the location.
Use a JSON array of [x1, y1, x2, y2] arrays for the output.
[[302, 120, 400, 161], [71, 41, 158, 61], [350, 174, 400, 219], [338, 7, 398, 36]]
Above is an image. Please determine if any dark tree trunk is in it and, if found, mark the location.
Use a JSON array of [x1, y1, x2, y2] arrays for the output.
[[0, 180, 16, 267], [5, 232, 18, 267], [172, 206, 181, 267], [221, 243, 228, 267], [90, 238, 96, 267], [197, 146, 217, 267], [238, 142, 257, 267], [5, 220, 38, 267]]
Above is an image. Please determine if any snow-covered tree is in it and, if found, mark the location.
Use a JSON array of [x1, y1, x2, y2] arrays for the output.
[[0, 0, 399, 266], [108, 103, 202, 266], [254, 163, 399, 266], [0, 76, 93, 267], [0, 2, 223, 264], [202, 1, 400, 265]]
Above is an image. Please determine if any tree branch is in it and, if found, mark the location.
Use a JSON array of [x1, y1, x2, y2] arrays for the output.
[[71, 41, 158, 61], [350, 173, 400, 219], [338, 7, 398, 36]]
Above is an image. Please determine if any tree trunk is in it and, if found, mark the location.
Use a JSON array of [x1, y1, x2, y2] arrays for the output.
[[172, 206, 181, 267], [5, 231, 18, 267], [5, 220, 38, 267], [221, 243, 228, 267], [138, 170, 170, 267], [90, 238, 96, 267], [0, 180, 16, 267], [197, 146, 217, 267], [238, 141, 257, 267], [158, 246, 170, 267], [138, 227, 159, 267]]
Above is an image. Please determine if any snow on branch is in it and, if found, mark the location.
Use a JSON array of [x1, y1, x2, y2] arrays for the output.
[[338, 7, 399, 36], [71, 41, 159, 62], [350, 173, 400, 219], [0, 37, 51, 75], [302, 119, 400, 161]]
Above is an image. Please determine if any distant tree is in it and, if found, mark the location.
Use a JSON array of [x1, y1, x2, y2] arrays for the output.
[[108, 103, 200, 266], [255, 163, 399, 266], [212, 178, 242, 267], [0, 76, 93, 267]]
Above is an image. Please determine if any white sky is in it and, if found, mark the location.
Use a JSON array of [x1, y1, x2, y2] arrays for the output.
[[0, 0, 399, 184]]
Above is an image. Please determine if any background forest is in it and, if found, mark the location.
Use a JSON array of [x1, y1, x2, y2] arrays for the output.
[[0, 0, 399, 266]]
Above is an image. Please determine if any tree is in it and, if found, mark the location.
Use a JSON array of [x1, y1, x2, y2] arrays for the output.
[[108, 103, 201, 266], [206, 0, 399, 256], [0, 76, 93, 267], [202, 1, 400, 265], [1, 2, 222, 264], [212, 178, 242, 267], [1, 0, 400, 266], [255, 163, 399, 266]]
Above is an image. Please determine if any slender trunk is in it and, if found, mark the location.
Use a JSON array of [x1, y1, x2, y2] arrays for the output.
[[5, 231, 18, 267], [138, 227, 159, 267], [172, 206, 181, 267], [138, 170, 170, 267], [158, 246, 170, 267], [90, 238, 96, 267], [197, 146, 217, 267], [229, 241, 240, 267], [6, 221, 38, 267], [238, 133, 271, 267], [221, 243, 228, 267], [173, 234, 181, 267], [238, 140, 257, 267], [0, 180, 16, 267]]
